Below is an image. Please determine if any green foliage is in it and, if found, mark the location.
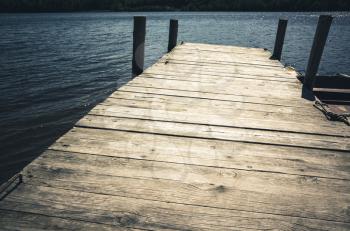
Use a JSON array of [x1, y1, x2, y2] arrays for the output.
[[0, 0, 349, 12]]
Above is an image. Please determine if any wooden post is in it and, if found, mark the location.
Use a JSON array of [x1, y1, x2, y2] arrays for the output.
[[304, 15, 333, 90], [132, 16, 146, 77], [270, 19, 288, 61], [168, 19, 178, 52]]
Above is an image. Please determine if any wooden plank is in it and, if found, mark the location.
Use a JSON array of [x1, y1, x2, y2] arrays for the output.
[[89, 104, 349, 137], [138, 73, 300, 87], [172, 44, 273, 55], [108, 91, 323, 118], [99, 96, 323, 122], [146, 62, 297, 78], [181, 42, 270, 54], [170, 51, 278, 67], [26, 149, 350, 196], [163, 53, 284, 67], [126, 77, 302, 98], [167, 51, 282, 63], [150, 51, 295, 75], [0, 210, 128, 231], [118, 86, 313, 108], [173, 48, 273, 59], [77, 115, 350, 151], [97, 97, 338, 128], [143, 70, 298, 83], [143, 68, 297, 81], [111, 91, 312, 113], [1, 184, 349, 230], [148, 64, 297, 78], [183, 42, 266, 50], [18, 150, 350, 222], [160, 59, 285, 70], [145, 55, 296, 79], [151, 52, 288, 73], [52, 127, 350, 180]]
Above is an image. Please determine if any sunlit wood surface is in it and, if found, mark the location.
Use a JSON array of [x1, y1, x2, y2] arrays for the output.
[[1, 43, 349, 230]]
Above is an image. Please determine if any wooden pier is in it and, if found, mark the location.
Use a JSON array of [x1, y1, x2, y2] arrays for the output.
[[1, 17, 350, 230]]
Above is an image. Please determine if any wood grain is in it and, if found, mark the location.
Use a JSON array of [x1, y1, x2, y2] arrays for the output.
[[1, 185, 350, 230], [1, 42, 349, 230]]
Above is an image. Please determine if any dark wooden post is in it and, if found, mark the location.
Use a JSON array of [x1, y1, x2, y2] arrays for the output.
[[270, 19, 288, 61], [304, 15, 333, 90], [132, 16, 146, 77], [168, 19, 178, 52]]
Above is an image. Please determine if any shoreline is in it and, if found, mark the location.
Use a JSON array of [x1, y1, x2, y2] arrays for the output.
[[1, 10, 350, 13]]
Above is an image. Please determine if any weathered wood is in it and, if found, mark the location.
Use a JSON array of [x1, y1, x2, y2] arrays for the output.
[[19, 150, 350, 222], [127, 78, 303, 99], [1, 185, 350, 230], [0, 210, 130, 231], [151, 59, 295, 74], [118, 86, 313, 108], [1, 42, 349, 230], [165, 57, 283, 68], [181, 42, 269, 54], [168, 19, 178, 52], [132, 16, 146, 77], [142, 71, 297, 83], [304, 15, 333, 90], [98, 97, 332, 125], [109, 91, 319, 117], [53, 127, 350, 180], [143, 69, 297, 83], [164, 49, 284, 66], [77, 114, 349, 151], [90, 102, 349, 137], [150, 61, 296, 77], [271, 19, 288, 61], [26, 150, 350, 196], [138, 73, 301, 89]]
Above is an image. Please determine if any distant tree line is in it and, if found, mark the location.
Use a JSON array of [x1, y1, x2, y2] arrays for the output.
[[1, 0, 349, 12]]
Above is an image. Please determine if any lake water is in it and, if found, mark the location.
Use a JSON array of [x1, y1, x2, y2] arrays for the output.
[[0, 12, 349, 184]]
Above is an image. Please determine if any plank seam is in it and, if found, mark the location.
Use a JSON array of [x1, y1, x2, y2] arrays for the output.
[[144, 70, 297, 80], [0, 208, 150, 230], [12, 181, 350, 224], [164, 58, 283, 68], [116, 89, 311, 109], [143, 72, 298, 83], [138, 75, 299, 86], [84, 114, 349, 139], [122, 85, 313, 107], [104, 97, 324, 118], [43, 148, 350, 181]]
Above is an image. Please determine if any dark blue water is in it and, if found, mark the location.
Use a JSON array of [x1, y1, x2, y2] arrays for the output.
[[0, 12, 349, 183]]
